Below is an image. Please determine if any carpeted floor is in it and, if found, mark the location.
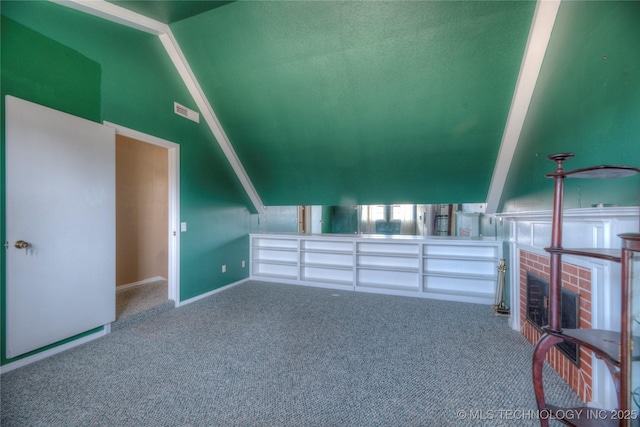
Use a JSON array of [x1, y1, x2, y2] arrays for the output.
[[1, 281, 582, 426], [116, 279, 170, 320], [112, 279, 174, 331]]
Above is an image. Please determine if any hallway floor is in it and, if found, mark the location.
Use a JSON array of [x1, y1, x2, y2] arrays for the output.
[[113, 279, 174, 330]]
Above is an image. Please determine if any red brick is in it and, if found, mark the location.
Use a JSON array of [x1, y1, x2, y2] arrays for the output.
[[579, 268, 592, 281], [564, 282, 579, 294], [535, 261, 547, 273], [564, 264, 578, 276], [583, 298, 591, 308], [579, 287, 591, 296], [566, 274, 579, 286], [518, 254, 600, 400], [579, 280, 592, 293]]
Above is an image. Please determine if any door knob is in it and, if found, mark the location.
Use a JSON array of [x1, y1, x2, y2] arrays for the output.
[[14, 240, 30, 249]]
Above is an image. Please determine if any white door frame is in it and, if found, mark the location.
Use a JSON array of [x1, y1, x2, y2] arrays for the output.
[[104, 122, 180, 305]]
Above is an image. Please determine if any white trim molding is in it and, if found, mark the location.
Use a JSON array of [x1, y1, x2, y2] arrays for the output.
[[104, 122, 181, 307], [158, 32, 265, 214], [52, 0, 265, 214], [50, 0, 168, 35], [179, 278, 250, 307], [485, 0, 561, 213], [1, 327, 109, 374], [116, 276, 167, 291]]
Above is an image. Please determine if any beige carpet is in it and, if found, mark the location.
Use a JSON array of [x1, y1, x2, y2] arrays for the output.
[[115, 279, 169, 320]]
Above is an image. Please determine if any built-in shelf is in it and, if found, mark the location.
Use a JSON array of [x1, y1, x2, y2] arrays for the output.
[[356, 251, 419, 258], [251, 233, 503, 304], [423, 254, 497, 261], [301, 249, 353, 255], [254, 245, 298, 251], [301, 262, 353, 271], [424, 271, 496, 281], [356, 282, 420, 292], [253, 272, 298, 281], [253, 260, 298, 266], [357, 265, 419, 273], [299, 240, 355, 287], [424, 288, 494, 299]]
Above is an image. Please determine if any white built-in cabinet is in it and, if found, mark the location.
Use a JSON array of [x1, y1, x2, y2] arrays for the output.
[[250, 234, 503, 304], [301, 239, 354, 286], [356, 242, 420, 292]]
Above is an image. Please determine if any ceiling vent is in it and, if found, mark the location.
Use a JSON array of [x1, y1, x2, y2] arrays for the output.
[[174, 102, 200, 123]]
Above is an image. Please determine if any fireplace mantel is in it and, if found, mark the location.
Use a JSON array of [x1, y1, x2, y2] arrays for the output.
[[497, 206, 638, 409], [497, 207, 638, 250], [497, 207, 637, 328]]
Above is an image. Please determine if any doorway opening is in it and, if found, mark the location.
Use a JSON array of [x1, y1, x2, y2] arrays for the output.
[[106, 123, 180, 325]]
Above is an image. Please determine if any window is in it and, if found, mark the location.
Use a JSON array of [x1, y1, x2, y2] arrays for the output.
[[391, 204, 414, 221]]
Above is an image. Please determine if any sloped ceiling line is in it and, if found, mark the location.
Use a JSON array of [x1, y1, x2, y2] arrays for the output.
[[49, 0, 266, 214], [485, 0, 561, 214], [51, 0, 167, 34]]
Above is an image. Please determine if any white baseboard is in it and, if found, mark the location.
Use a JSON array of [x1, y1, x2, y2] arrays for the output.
[[116, 276, 166, 291], [178, 278, 249, 307], [0, 327, 109, 374], [1, 279, 248, 372]]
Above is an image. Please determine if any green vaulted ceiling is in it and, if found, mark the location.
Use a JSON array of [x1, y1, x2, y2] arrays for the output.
[[106, 0, 537, 207], [170, 1, 536, 206], [10, 1, 640, 210]]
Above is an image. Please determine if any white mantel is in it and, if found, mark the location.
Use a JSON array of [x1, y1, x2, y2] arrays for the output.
[[496, 206, 639, 409], [497, 207, 638, 328]]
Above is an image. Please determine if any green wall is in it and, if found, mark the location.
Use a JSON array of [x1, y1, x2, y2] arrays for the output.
[[0, 17, 102, 122], [500, 1, 640, 212], [0, 15, 106, 366], [1, 1, 253, 365]]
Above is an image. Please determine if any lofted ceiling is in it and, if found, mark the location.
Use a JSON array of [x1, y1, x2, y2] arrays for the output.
[[108, 1, 235, 24], [108, 1, 539, 207]]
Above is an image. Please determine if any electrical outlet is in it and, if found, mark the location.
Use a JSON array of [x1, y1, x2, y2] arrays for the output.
[[222, 265, 226, 273], [242, 260, 246, 268]]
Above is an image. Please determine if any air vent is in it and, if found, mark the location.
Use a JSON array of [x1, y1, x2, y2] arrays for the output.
[[174, 102, 200, 123]]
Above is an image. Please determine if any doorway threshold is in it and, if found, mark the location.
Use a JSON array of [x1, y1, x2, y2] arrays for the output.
[[112, 279, 174, 331]]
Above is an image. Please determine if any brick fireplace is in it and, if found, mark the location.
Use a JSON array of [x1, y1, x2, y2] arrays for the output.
[[519, 250, 593, 403], [500, 207, 637, 409]]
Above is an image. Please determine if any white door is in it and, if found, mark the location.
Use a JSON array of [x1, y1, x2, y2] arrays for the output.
[[5, 96, 116, 359]]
